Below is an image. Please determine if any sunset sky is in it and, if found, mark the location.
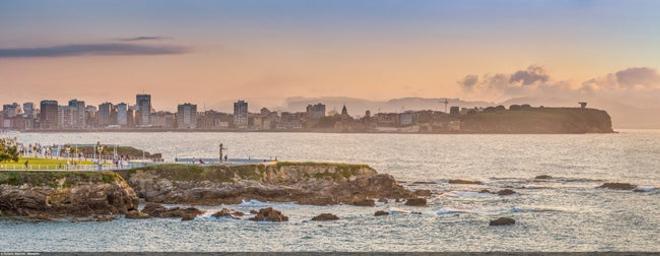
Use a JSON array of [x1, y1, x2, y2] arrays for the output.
[[1, 0, 660, 114]]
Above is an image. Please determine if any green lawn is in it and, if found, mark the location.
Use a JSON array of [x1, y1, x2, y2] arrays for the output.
[[0, 157, 98, 170]]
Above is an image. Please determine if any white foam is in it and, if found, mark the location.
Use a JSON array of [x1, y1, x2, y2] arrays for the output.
[[442, 191, 493, 198], [634, 186, 656, 192], [239, 199, 269, 207]]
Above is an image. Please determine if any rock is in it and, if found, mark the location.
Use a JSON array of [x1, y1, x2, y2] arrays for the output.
[[448, 179, 482, 185], [0, 172, 139, 220], [412, 181, 436, 185], [311, 213, 339, 221], [404, 198, 427, 206], [249, 209, 259, 214], [123, 163, 414, 206], [479, 189, 492, 193], [414, 189, 432, 197], [95, 215, 114, 222], [211, 208, 243, 219], [142, 203, 204, 219], [248, 207, 288, 222], [597, 183, 637, 190], [351, 199, 375, 207], [125, 210, 150, 219], [496, 189, 516, 196], [534, 175, 553, 180], [374, 210, 389, 216], [394, 198, 402, 203], [489, 217, 515, 226], [377, 198, 388, 203], [180, 214, 195, 221], [411, 211, 422, 215]]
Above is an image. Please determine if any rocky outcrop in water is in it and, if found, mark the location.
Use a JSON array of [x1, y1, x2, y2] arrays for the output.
[[311, 213, 339, 221], [404, 198, 427, 206], [141, 202, 204, 220], [374, 210, 389, 216], [249, 207, 288, 222], [448, 179, 482, 185], [211, 208, 244, 219], [120, 162, 413, 206], [597, 183, 637, 190], [0, 171, 138, 220], [489, 217, 515, 226]]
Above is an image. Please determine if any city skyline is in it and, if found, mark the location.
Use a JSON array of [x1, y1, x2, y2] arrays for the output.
[[2, 0, 660, 127]]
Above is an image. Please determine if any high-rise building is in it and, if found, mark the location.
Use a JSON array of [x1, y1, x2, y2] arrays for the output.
[[2, 103, 20, 118], [22, 102, 34, 118], [233, 100, 248, 128], [39, 100, 59, 129], [68, 99, 86, 128], [116, 103, 129, 126], [306, 103, 326, 120], [97, 102, 113, 127], [176, 103, 197, 129], [136, 94, 152, 126]]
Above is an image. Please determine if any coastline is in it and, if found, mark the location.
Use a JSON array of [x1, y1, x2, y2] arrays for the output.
[[14, 128, 617, 134]]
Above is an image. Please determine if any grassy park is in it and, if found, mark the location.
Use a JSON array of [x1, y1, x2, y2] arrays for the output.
[[0, 157, 98, 170]]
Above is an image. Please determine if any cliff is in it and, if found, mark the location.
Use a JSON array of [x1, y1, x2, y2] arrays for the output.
[[459, 108, 613, 133], [118, 162, 413, 205], [0, 171, 138, 220]]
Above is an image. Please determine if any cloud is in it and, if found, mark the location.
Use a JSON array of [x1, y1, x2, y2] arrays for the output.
[[509, 65, 549, 85], [0, 43, 188, 58], [117, 36, 170, 42], [458, 74, 479, 91], [615, 67, 660, 88]]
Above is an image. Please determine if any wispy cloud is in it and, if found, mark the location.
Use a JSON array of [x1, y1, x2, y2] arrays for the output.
[[117, 36, 170, 42], [0, 43, 188, 58]]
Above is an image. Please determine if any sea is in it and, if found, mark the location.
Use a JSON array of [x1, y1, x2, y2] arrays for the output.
[[1, 130, 659, 251]]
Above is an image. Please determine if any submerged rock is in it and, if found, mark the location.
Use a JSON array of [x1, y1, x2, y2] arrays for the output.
[[404, 198, 427, 207], [448, 179, 482, 185], [633, 186, 656, 193], [351, 199, 375, 207], [180, 214, 196, 221], [311, 213, 339, 221], [489, 217, 515, 226], [597, 183, 637, 190], [496, 189, 516, 196], [248, 207, 288, 222], [414, 189, 432, 197], [95, 215, 115, 222], [377, 198, 389, 203], [534, 175, 553, 180], [412, 181, 436, 185], [374, 210, 389, 216]]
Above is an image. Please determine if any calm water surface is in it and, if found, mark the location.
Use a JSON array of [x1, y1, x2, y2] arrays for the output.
[[1, 130, 659, 251]]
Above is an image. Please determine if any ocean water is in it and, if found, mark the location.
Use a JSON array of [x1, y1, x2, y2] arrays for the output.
[[1, 130, 659, 251]]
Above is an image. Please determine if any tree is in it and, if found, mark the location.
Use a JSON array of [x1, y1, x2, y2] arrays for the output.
[[0, 138, 19, 162]]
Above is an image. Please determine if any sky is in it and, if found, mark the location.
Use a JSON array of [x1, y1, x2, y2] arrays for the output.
[[1, 0, 660, 117]]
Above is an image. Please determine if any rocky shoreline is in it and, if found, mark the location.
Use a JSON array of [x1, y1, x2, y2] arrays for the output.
[[0, 162, 416, 221]]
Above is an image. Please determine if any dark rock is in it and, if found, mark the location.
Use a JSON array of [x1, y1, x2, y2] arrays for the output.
[[479, 189, 492, 193], [489, 217, 515, 226], [248, 207, 288, 222], [125, 210, 150, 219], [394, 198, 402, 203], [374, 210, 389, 216], [496, 189, 516, 196], [448, 179, 482, 185], [377, 198, 388, 203], [411, 211, 422, 215], [211, 208, 243, 219], [534, 175, 553, 180], [351, 199, 375, 207], [142, 203, 204, 219], [311, 213, 339, 221], [412, 181, 436, 185], [404, 198, 427, 207], [249, 209, 258, 214], [597, 182, 637, 190], [180, 214, 195, 221], [414, 189, 432, 197]]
